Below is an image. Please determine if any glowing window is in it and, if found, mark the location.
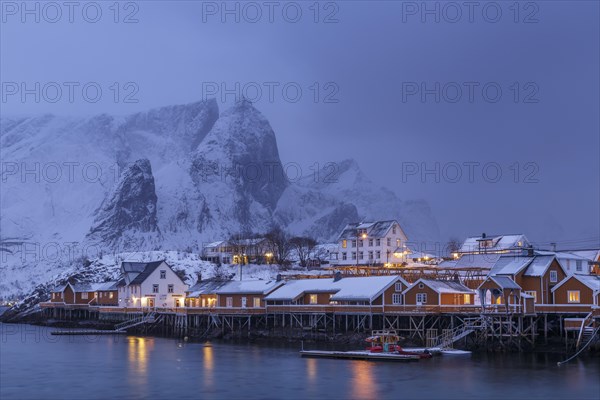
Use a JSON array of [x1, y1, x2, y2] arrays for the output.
[[309, 294, 318, 304], [567, 291, 580, 303]]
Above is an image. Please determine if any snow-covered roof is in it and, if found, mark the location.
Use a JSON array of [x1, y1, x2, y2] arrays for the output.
[[337, 220, 404, 240], [62, 281, 118, 293], [454, 253, 502, 269], [204, 240, 226, 248], [568, 250, 600, 261], [265, 275, 403, 302], [187, 279, 230, 297], [489, 256, 533, 275], [552, 274, 600, 293], [489, 276, 521, 290], [403, 248, 437, 260], [459, 234, 529, 253], [404, 279, 474, 294], [535, 250, 590, 261], [216, 279, 284, 295], [523, 256, 556, 277]]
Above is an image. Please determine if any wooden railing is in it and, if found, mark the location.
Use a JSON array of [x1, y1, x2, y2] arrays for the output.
[[534, 304, 594, 313]]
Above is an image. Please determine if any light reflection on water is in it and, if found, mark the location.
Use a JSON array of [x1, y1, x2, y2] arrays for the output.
[[1, 324, 599, 400]]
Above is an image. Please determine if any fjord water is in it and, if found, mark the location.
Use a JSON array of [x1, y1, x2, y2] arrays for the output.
[[1, 324, 598, 400]]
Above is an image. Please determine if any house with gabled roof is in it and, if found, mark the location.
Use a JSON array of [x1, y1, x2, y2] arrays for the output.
[[117, 260, 188, 308], [215, 279, 284, 309], [402, 278, 475, 307], [331, 220, 409, 266], [479, 254, 567, 307], [458, 233, 531, 255], [50, 281, 118, 306], [185, 278, 230, 308], [264, 275, 409, 308], [551, 274, 600, 307]]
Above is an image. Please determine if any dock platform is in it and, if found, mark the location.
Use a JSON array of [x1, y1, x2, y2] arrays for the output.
[[300, 350, 421, 361], [51, 330, 127, 336]]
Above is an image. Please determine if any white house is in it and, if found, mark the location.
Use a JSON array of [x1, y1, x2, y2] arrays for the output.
[[331, 220, 409, 266], [117, 260, 188, 308], [457, 233, 531, 256]]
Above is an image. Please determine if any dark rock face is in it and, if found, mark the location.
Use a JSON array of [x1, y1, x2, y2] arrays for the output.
[[86, 159, 160, 249], [189, 100, 288, 235]]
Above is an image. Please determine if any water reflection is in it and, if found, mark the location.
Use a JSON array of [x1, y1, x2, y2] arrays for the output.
[[350, 361, 376, 400], [203, 345, 214, 388], [306, 358, 317, 384], [127, 337, 153, 397]]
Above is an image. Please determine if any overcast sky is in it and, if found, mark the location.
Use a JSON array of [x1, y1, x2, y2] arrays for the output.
[[1, 1, 599, 248]]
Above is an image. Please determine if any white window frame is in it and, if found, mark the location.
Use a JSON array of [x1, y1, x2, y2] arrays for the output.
[[81, 292, 88, 300], [342, 252, 347, 260], [416, 293, 427, 305], [168, 284, 174, 293], [567, 290, 580, 303], [550, 270, 558, 283], [153, 284, 159, 293], [394, 282, 403, 292], [576, 260, 583, 272], [226, 297, 233, 307], [309, 294, 318, 304], [392, 293, 402, 305], [253, 297, 261, 308], [160, 270, 166, 279]]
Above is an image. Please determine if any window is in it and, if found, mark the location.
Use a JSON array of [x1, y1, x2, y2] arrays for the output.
[[567, 290, 580, 303], [463, 294, 471, 304], [395, 282, 403, 292], [342, 239, 347, 248], [396, 239, 401, 247], [566, 259, 571, 270], [358, 252, 363, 260], [549, 270, 558, 283], [416, 293, 427, 304], [392, 226, 396, 234], [226, 297, 233, 307], [168, 284, 174, 293], [351, 240, 357, 248], [241, 297, 247, 308], [368, 239, 373, 247], [153, 284, 159, 293], [576, 260, 583, 272], [392, 293, 402, 305], [376, 239, 381, 246], [376, 250, 381, 259], [309, 294, 318, 304], [160, 270, 166, 279], [253, 297, 261, 308], [368, 251, 373, 260], [352, 252, 357, 260], [418, 283, 424, 289], [358, 240, 363, 247], [109, 292, 114, 299], [81, 292, 88, 299], [342, 252, 347, 260], [525, 290, 537, 303]]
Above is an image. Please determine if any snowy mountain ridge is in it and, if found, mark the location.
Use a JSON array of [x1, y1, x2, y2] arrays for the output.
[[1, 99, 440, 298]]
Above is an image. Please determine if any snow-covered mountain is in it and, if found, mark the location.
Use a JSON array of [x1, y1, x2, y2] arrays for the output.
[[0, 99, 440, 298]]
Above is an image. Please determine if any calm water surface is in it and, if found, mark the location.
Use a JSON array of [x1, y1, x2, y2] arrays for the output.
[[1, 324, 598, 400]]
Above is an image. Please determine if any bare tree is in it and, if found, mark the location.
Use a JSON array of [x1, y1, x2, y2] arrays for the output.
[[290, 236, 317, 269], [228, 233, 249, 265], [264, 227, 292, 267], [446, 237, 461, 256]]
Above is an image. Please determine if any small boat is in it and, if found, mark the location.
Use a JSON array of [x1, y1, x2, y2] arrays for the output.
[[299, 330, 433, 362], [365, 330, 433, 359]]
